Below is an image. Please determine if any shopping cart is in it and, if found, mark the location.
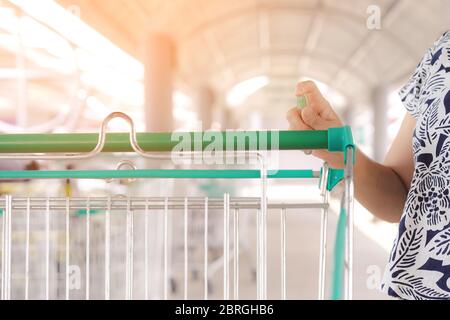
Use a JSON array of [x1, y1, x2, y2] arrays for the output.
[[0, 112, 355, 300]]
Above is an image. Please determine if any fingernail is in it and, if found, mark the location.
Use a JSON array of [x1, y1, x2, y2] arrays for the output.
[[297, 95, 308, 109], [303, 150, 312, 155]]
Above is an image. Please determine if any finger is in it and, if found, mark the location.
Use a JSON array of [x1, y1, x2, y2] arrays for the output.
[[295, 81, 337, 119], [301, 107, 333, 130], [286, 107, 300, 118], [287, 113, 310, 130], [295, 80, 319, 96], [286, 107, 312, 130]]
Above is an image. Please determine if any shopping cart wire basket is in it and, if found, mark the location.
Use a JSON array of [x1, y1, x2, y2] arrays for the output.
[[0, 112, 355, 300]]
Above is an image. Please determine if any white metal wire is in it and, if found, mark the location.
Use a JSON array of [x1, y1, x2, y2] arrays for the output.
[[184, 197, 188, 300], [105, 197, 111, 300], [65, 197, 70, 301], [163, 197, 169, 300], [281, 208, 286, 300], [344, 147, 355, 300], [2, 196, 11, 300], [85, 198, 90, 300], [203, 197, 208, 300], [25, 197, 31, 300], [125, 198, 133, 300], [318, 164, 329, 300], [144, 198, 149, 300], [223, 194, 230, 300], [45, 197, 50, 300], [233, 208, 239, 300]]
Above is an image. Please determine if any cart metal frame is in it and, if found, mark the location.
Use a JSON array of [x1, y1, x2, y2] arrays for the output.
[[0, 112, 355, 300]]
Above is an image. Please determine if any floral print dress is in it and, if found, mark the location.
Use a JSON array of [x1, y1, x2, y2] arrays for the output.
[[382, 31, 450, 300]]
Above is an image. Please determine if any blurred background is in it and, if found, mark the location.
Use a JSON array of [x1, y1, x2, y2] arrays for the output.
[[0, 0, 449, 300]]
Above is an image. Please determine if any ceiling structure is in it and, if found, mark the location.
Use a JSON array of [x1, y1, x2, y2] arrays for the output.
[[55, 0, 450, 118], [1, 0, 449, 130]]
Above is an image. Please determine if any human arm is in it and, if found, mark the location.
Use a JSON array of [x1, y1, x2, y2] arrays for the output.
[[286, 81, 415, 222]]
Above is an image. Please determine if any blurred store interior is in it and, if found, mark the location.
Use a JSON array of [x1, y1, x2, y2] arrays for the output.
[[0, 0, 449, 300]]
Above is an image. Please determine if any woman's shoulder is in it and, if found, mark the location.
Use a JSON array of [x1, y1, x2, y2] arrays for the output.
[[421, 31, 450, 67], [432, 31, 450, 52], [398, 31, 450, 119], [440, 30, 450, 41]]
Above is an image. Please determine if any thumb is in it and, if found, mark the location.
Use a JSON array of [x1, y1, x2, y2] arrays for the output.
[[301, 107, 332, 130]]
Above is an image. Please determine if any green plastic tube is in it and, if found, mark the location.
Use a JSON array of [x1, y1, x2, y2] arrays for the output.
[[0, 130, 328, 153], [0, 169, 316, 180], [331, 207, 347, 300]]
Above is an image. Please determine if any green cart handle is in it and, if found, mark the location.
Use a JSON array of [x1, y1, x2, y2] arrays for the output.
[[0, 127, 354, 154]]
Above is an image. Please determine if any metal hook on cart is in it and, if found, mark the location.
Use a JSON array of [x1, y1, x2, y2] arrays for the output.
[[0, 112, 118, 160], [0, 111, 271, 166], [0, 112, 173, 160], [105, 160, 138, 184], [104, 112, 170, 160]]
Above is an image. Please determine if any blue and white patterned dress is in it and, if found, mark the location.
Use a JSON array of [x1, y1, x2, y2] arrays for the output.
[[382, 31, 450, 300]]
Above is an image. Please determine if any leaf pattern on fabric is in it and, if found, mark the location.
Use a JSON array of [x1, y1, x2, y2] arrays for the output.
[[391, 270, 450, 300], [426, 228, 450, 264], [383, 31, 450, 300], [390, 227, 423, 271]]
